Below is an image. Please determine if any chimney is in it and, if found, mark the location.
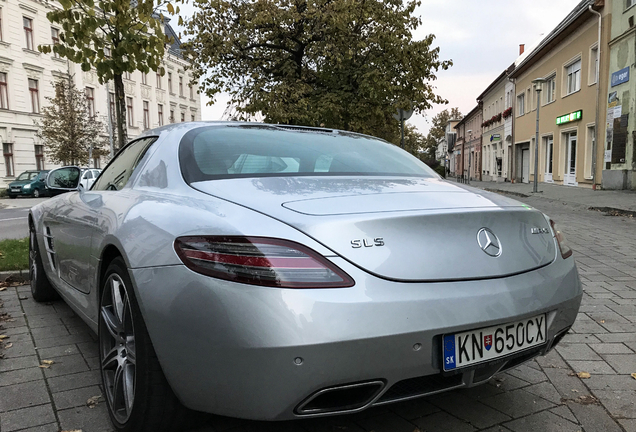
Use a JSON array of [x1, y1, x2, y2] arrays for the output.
[[519, 44, 525, 55]]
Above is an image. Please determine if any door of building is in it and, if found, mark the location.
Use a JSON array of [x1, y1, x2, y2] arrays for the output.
[[545, 137, 553, 183], [564, 132, 577, 186], [522, 149, 530, 183]]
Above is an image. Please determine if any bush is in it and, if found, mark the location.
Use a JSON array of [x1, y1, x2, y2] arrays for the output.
[[423, 159, 446, 178], [433, 165, 446, 178], [0, 189, 6, 198]]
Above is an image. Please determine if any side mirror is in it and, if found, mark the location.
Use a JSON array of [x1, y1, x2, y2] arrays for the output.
[[46, 166, 81, 193]]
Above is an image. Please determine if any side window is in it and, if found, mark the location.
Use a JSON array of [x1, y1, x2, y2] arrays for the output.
[[92, 137, 157, 191], [84, 171, 93, 179]]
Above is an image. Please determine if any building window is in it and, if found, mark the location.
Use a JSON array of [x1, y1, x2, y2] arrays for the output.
[[29, 79, 39, 113], [179, 76, 183, 96], [104, 46, 111, 58], [35, 144, 44, 170], [156, 71, 162, 89], [124, 71, 131, 80], [589, 46, 599, 84], [0, 8, 3, 42], [180, 112, 185, 122], [24, 17, 34, 50], [85, 87, 95, 117], [170, 109, 174, 123], [158, 104, 163, 126], [189, 84, 194, 99], [93, 157, 100, 169], [545, 75, 556, 104], [51, 28, 60, 58], [168, 72, 173, 93], [3, 143, 13, 176], [627, 0, 636, 10], [517, 93, 525, 116], [0, 72, 8, 110], [126, 96, 133, 126], [143, 101, 150, 129], [191, 114, 195, 122], [566, 59, 581, 95]]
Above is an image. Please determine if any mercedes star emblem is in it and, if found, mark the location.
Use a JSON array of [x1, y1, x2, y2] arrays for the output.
[[477, 228, 502, 257]]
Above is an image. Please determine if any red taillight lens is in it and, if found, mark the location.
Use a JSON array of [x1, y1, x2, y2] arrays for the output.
[[549, 220, 572, 259], [174, 236, 355, 288]]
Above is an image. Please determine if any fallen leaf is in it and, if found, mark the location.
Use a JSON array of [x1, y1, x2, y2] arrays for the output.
[[631, 373, 636, 380], [0, 335, 8, 340], [0, 287, 6, 291], [41, 360, 54, 365], [4, 342, 12, 348], [600, 320, 605, 323], [86, 395, 104, 408], [571, 389, 579, 393], [577, 372, 591, 379], [39, 364, 50, 369]]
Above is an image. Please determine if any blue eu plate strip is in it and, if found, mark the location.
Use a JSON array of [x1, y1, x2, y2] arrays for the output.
[[443, 334, 456, 370]]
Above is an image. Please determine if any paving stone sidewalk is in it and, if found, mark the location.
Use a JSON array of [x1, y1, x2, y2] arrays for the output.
[[1, 196, 635, 432]]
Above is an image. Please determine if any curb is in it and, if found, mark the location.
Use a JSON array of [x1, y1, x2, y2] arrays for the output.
[[0, 270, 29, 283]]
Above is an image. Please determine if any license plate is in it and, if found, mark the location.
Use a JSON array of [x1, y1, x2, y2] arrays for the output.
[[11, 188, 19, 191], [443, 314, 547, 371]]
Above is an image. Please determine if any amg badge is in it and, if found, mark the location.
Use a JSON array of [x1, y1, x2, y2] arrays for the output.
[[530, 227, 550, 234], [351, 238, 384, 248]]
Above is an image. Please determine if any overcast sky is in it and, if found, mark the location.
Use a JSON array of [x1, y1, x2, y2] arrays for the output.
[[185, 0, 583, 134]]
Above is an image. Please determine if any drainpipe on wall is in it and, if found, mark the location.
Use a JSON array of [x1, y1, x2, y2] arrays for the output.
[[589, 5, 602, 190], [510, 77, 516, 183]]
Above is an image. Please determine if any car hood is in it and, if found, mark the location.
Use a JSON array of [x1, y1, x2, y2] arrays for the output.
[[8, 180, 31, 187], [191, 177, 556, 281]]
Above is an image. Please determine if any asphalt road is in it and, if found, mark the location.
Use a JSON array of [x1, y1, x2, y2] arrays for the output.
[[0, 197, 48, 240]]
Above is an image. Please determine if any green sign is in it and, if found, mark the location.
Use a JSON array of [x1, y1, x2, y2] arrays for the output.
[[556, 110, 582, 125]]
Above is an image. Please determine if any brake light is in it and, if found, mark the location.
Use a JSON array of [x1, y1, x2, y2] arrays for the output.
[[174, 236, 355, 288], [549, 220, 572, 259]]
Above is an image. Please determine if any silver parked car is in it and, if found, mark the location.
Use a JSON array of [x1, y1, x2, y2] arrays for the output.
[[29, 122, 582, 431]]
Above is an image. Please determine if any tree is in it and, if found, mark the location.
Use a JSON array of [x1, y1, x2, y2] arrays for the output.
[[421, 107, 462, 158], [35, 79, 108, 166], [39, 0, 171, 150], [400, 123, 426, 159], [180, 0, 452, 141]]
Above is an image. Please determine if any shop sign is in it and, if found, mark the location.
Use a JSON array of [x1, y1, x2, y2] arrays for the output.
[[611, 67, 630, 87], [490, 134, 501, 142], [556, 110, 582, 125]]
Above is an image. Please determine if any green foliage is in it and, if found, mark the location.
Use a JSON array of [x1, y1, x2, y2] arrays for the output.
[[421, 107, 462, 158], [40, 0, 171, 149], [35, 79, 108, 166], [398, 123, 426, 159], [41, 0, 168, 83], [0, 238, 29, 272], [180, 0, 452, 141]]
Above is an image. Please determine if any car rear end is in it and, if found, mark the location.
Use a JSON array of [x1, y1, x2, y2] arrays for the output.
[[131, 124, 582, 420]]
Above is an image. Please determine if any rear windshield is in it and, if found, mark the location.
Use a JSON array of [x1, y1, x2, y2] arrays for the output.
[[179, 125, 438, 183]]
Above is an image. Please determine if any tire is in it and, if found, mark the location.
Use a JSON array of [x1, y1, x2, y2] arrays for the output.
[[29, 225, 59, 302], [9, 195, 16, 199], [33, 189, 40, 198], [99, 258, 198, 432]]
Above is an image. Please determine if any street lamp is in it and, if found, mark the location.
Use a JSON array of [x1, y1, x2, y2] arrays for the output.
[[531, 78, 546, 193]]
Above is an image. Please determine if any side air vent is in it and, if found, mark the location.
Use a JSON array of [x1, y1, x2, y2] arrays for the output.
[[43, 226, 56, 270]]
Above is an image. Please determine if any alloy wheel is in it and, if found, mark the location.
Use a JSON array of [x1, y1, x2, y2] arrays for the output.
[[100, 273, 137, 424]]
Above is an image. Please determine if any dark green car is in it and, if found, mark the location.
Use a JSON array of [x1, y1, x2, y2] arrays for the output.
[[7, 170, 49, 198]]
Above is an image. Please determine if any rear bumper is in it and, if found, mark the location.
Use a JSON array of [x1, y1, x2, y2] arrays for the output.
[[131, 256, 581, 420]]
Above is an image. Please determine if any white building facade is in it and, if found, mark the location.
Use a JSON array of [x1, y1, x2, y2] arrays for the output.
[[0, 0, 201, 187]]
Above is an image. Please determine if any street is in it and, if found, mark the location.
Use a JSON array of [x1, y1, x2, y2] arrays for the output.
[[0, 192, 635, 432], [0, 198, 48, 240]]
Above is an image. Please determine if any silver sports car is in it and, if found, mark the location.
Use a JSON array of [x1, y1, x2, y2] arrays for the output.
[[29, 122, 581, 431]]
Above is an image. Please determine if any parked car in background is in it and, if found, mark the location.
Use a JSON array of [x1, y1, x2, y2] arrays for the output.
[[79, 168, 101, 190], [29, 122, 581, 431], [7, 170, 49, 198]]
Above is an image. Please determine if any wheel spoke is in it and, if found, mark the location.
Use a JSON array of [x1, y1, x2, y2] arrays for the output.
[[101, 306, 122, 340], [122, 362, 135, 415], [111, 278, 125, 323], [125, 336, 136, 365], [101, 346, 119, 370], [112, 363, 124, 413]]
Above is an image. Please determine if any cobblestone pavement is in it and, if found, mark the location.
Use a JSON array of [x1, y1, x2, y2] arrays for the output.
[[0, 195, 635, 432]]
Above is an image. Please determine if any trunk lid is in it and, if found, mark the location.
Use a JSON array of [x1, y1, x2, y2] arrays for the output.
[[191, 177, 556, 281]]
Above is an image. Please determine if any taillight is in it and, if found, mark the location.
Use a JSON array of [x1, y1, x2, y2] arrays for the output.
[[549, 220, 572, 259], [174, 236, 355, 288]]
